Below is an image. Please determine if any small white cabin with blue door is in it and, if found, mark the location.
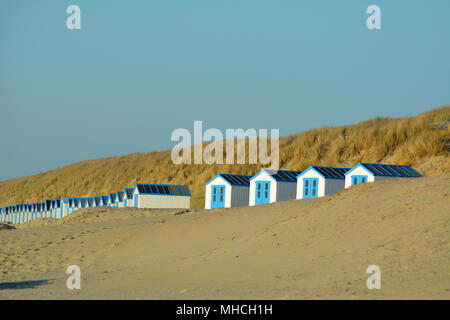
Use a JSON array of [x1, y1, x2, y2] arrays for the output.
[[74, 198, 82, 212], [205, 174, 253, 209], [297, 166, 350, 199], [116, 191, 125, 208], [249, 169, 302, 206], [133, 183, 191, 209], [109, 193, 118, 207], [94, 196, 102, 207], [67, 198, 76, 215], [86, 197, 95, 209], [44, 200, 52, 218], [31, 203, 37, 220], [79, 198, 88, 211], [123, 188, 134, 207], [60, 198, 69, 218], [345, 163, 423, 189], [101, 195, 110, 207]]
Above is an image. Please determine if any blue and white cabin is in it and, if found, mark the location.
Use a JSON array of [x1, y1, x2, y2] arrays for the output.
[[87, 197, 94, 208], [58, 198, 69, 218], [54, 200, 62, 218], [94, 196, 102, 207], [44, 200, 52, 218], [7, 206, 12, 223], [101, 195, 110, 207], [249, 169, 302, 206], [123, 188, 134, 207], [10, 206, 15, 223], [73, 198, 81, 212], [80, 198, 88, 210], [67, 198, 75, 215], [15, 205, 21, 224], [109, 193, 118, 207], [205, 174, 252, 209], [116, 191, 125, 208], [132, 183, 191, 209], [345, 163, 423, 189], [31, 204, 37, 220], [297, 166, 350, 199], [0, 207, 5, 222]]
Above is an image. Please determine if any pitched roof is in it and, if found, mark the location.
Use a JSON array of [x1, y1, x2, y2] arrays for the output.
[[218, 174, 252, 186], [264, 169, 302, 182], [136, 184, 191, 196], [358, 163, 422, 177], [307, 166, 350, 179]]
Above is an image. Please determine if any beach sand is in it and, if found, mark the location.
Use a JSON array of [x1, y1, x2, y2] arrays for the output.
[[0, 174, 449, 299]]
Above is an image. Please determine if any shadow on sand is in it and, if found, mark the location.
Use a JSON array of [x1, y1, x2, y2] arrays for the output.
[[0, 279, 53, 290]]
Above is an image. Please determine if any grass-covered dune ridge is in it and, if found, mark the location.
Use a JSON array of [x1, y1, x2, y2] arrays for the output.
[[0, 106, 448, 208]]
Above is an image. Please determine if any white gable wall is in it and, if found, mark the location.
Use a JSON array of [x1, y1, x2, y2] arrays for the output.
[[296, 169, 326, 199], [345, 166, 375, 188], [205, 176, 231, 209], [249, 171, 277, 206]]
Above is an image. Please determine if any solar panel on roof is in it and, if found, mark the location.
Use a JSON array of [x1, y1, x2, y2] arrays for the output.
[[378, 164, 394, 176], [267, 170, 301, 182], [360, 163, 421, 177], [125, 188, 134, 198], [398, 166, 413, 176], [219, 174, 252, 186]]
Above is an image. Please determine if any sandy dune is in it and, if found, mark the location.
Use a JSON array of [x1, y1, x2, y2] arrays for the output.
[[0, 174, 449, 299]]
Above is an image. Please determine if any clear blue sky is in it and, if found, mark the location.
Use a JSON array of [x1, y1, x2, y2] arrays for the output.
[[1, 0, 449, 181]]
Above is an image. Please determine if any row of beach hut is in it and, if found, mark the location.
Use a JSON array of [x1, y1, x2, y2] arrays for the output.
[[0, 162, 423, 224], [204, 163, 423, 209], [0, 183, 191, 224]]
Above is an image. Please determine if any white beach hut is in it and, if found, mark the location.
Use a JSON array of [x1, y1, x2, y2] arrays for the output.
[[101, 195, 110, 207], [249, 169, 302, 206], [132, 183, 191, 209], [116, 191, 125, 208], [123, 188, 134, 207], [344, 163, 423, 189], [109, 193, 118, 207], [296, 166, 350, 199], [205, 174, 253, 209]]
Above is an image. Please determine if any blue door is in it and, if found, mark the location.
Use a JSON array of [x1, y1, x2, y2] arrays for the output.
[[303, 178, 319, 198], [211, 185, 225, 208], [351, 175, 367, 186], [255, 181, 270, 205]]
